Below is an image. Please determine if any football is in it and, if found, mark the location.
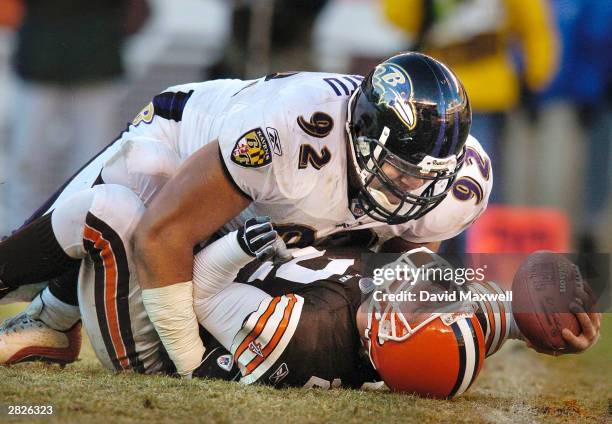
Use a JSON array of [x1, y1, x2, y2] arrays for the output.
[[511, 251, 583, 352]]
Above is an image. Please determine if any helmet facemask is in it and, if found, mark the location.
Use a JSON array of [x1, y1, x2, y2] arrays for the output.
[[360, 249, 472, 355], [346, 89, 466, 225], [358, 249, 483, 397]]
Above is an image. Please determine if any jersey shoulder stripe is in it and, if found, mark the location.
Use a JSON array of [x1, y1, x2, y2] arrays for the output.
[[233, 296, 282, 359], [231, 294, 304, 385], [322, 75, 363, 96], [152, 90, 194, 122]]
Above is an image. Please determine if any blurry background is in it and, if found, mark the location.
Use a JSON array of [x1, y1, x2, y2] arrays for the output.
[[0, 0, 610, 255]]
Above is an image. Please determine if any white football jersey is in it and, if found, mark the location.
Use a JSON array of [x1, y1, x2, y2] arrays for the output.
[[127, 72, 492, 246]]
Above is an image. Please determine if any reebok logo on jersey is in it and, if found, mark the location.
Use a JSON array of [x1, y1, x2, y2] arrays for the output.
[[269, 362, 289, 384], [248, 341, 265, 358], [266, 127, 282, 156], [231, 128, 272, 168], [216, 354, 234, 372]]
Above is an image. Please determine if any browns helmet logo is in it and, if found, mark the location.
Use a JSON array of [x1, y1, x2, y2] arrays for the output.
[[297, 112, 334, 138], [372, 63, 417, 130], [231, 128, 272, 168]]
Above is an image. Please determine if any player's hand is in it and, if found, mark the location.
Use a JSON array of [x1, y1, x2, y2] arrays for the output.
[[560, 309, 601, 353], [526, 312, 601, 356], [560, 281, 601, 354], [526, 283, 601, 356], [237, 216, 293, 263], [237, 216, 277, 260]]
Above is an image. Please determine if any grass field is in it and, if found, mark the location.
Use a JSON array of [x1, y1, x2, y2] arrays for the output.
[[0, 304, 610, 424]]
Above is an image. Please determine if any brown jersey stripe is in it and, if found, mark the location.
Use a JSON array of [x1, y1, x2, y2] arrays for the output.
[[483, 282, 507, 354], [244, 294, 298, 374], [83, 236, 120, 371], [83, 213, 144, 373], [234, 296, 282, 359], [470, 283, 495, 353], [84, 224, 130, 370]]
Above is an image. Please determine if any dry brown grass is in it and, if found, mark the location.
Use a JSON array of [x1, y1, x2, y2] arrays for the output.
[[0, 305, 609, 424]]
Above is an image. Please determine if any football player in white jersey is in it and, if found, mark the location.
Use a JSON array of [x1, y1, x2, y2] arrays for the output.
[[0, 187, 599, 398], [0, 53, 493, 376]]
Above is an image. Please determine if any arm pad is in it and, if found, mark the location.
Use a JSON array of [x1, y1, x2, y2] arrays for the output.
[[142, 281, 205, 376]]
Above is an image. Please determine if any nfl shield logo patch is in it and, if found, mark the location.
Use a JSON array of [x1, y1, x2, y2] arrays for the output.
[[231, 128, 272, 168], [216, 354, 234, 372]]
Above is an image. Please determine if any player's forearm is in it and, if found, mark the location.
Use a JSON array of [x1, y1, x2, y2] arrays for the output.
[[141, 281, 204, 376], [192, 231, 254, 300], [132, 141, 251, 288], [134, 220, 205, 376], [191, 232, 258, 350], [132, 141, 254, 374], [193, 217, 280, 299], [132, 223, 194, 289]]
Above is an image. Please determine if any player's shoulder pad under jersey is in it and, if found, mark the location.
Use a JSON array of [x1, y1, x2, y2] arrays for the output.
[[217, 72, 361, 202], [398, 135, 493, 243]]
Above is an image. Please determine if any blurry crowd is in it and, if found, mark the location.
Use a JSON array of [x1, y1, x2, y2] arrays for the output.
[[0, 0, 150, 232], [0, 0, 610, 252]]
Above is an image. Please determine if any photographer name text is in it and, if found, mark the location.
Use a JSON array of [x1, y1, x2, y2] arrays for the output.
[[373, 289, 513, 302]]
